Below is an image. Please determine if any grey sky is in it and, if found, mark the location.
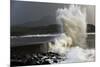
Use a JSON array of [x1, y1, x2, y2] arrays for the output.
[[11, 0, 95, 27]]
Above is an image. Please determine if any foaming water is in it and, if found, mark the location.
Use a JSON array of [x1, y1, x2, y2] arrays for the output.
[[56, 5, 87, 48], [59, 47, 95, 63], [48, 33, 72, 55], [48, 5, 95, 63]]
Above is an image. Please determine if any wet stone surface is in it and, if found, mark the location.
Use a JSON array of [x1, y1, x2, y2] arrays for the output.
[[11, 52, 63, 66]]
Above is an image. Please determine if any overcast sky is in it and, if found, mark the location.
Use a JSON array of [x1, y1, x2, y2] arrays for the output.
[[11, 0, 95, 27]]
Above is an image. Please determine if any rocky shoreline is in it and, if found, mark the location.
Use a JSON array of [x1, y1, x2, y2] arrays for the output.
[[11, 52, 65, 66]]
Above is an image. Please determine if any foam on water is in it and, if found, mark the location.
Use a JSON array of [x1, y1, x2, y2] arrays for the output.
[[59, 47, 95, 63]]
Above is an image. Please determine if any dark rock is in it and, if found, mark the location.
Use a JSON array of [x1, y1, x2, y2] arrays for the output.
[[87, 24, 95, 33], [11, 52, 63, 66], [41, 61, 50, 64]]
